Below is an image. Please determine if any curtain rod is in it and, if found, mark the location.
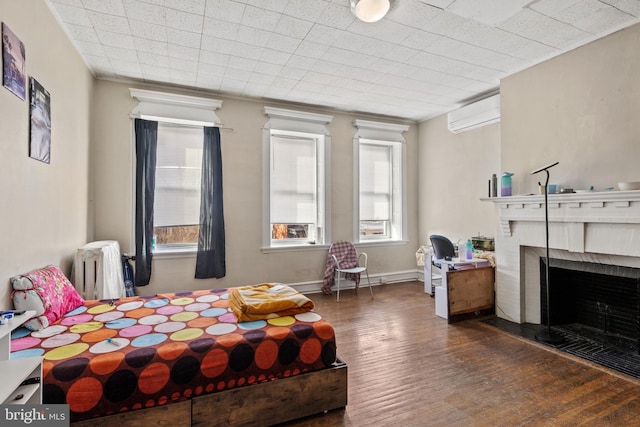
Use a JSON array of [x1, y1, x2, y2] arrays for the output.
[[129, 114, 234, 131]]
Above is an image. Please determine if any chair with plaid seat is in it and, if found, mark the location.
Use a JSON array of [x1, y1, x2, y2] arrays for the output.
[[322, 241, 373, 302]]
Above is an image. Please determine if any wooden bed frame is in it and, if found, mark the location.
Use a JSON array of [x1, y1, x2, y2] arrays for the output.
[[71, 358, 347, 426]]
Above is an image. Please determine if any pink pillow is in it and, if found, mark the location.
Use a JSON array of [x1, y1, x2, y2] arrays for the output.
[[11, 265, 85, 330]]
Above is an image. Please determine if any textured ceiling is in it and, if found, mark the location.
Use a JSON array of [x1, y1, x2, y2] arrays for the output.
[[46, 0, 640, 121]]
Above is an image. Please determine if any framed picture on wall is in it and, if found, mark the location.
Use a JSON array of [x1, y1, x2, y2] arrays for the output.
[[29, 77, 51, 163], [2, 23, 26, 100]]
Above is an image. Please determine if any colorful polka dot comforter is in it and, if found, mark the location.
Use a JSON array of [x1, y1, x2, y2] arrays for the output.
[[10, 288, 337, 422]]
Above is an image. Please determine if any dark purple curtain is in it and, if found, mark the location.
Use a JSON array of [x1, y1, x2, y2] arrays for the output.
[[134, 119, 157, 286], [195, 126, 226, 279]]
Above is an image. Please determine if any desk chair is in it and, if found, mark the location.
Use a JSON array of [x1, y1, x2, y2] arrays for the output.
[[430, 235, 456, 265], [426, 235, 456, 295]]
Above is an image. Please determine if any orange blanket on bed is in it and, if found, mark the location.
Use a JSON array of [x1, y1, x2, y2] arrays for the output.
[[229, 283, 315, 322]]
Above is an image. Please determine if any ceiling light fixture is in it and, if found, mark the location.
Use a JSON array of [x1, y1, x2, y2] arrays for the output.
[[350, 0, 390, 23]]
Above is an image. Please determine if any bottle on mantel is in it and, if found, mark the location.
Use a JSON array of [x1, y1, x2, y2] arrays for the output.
[[466, 239, 473, 260], [491, 174, 497, 197]]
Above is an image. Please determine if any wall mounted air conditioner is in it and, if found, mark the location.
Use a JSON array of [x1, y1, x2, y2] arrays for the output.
[[447, 94, 500, 134]]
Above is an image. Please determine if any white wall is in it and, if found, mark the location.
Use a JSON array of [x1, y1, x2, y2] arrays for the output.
[[0, 1, 94, 309], [417, 115, 500, 247], [501, 23, 640, 195], [92, 80, 420, 295]]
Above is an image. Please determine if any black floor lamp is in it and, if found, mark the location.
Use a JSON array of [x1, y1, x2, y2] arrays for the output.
[[531, 161, 564, 345]]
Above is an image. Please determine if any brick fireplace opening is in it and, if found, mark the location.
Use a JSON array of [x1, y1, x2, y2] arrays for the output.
[[541, 258, 640, 354]]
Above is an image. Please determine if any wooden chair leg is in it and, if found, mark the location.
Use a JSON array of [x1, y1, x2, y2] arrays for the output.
[[336, 272, 341, 302], [365, 270, 373, 299]]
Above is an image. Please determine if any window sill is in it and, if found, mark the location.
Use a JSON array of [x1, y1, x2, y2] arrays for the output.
[[261, 243, 330, 253], [152, 247, 196, 259]]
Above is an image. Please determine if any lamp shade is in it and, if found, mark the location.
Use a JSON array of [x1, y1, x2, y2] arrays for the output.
[[351, 0, 390, 23]]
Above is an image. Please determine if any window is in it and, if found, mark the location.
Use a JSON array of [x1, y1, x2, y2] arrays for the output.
[[130, 88, 223, 254], [153, 124, 203, 250], [354, 120, 409, 242], [263, 107, 332, 248]]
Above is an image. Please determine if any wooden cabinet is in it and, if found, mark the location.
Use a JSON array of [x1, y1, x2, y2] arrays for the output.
[[0, 310, 42, 404]]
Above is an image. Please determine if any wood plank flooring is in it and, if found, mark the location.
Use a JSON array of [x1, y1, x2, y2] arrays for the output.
[[283, 281, 640, 427]]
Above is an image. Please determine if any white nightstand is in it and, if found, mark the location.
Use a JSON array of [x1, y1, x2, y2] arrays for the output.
[[0, 310, 43, 404]]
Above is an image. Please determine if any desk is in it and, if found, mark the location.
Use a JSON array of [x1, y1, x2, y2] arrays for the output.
[[433, 258, 494, 322]]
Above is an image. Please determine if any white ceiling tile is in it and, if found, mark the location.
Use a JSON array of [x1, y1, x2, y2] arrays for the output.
[[401, 29, 442, 51], [202, 18, 239, 39], [130, 21, 167, 42], [235, 27, 271, 47], [138, 52, 171, 67], [123, 0, 166, 23], [167, 28, 201, 48], [274, 15, 314, 38], [134, 37, 168, 55], [112, 60, 143, 74], [104, 45, 139, 62], [253, 61, 283, 75], [241, 5, 282, 31], [259, 48, 292, 65], [248, 71, 276, 85], [446, 0, 533, 26], [168, 0, 206, 15], [197, 62, 227, 78], [166, 10, 204, 33], [277, 67, 306, 80], [198, 49, 230, 66], [97, 30, 136, 49], [604, 0, 640, 16], [389, 0, 442, 29], [219, 77, 247, 91], [315, 3, 355, 29], [238, 0, 288, 14], [286, 55, 318, 71], [498, 8, 591, 49], [552, 0, 634, 34], [168, 43, 200, 61], [266, 33, 301, 53], [528, 0, 583, 16], [228, 56, 257, 72], [293, 40, 330, 59], [82, 0, 126, 16], [87, 10, 131, 33], [282, 0, 329, 22], [204, 0, 246, 22]]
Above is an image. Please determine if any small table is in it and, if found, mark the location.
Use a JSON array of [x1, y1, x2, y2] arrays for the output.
[[433, 258, 494, 322]]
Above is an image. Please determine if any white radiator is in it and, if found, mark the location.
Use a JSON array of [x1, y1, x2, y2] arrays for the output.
[[72, 240, 125, 300]]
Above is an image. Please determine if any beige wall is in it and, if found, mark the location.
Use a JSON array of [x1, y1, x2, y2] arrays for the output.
[[501, 23, 640, 195], [418, 22, 640, 250], [93, 80, 420, 295], [0, 1, 94, 309], [418, 115, 500, 246]]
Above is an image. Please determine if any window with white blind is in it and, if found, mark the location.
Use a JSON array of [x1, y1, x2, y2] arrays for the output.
[[263, 107, 332, 249], [353, 120, 408, 243], [153, 124, 203, 249]]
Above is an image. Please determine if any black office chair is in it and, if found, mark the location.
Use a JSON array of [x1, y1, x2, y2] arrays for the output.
[[430, 235, 456, 263]]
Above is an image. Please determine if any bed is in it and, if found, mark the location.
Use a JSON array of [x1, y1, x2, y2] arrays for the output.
[[10, 270, 347, 426]]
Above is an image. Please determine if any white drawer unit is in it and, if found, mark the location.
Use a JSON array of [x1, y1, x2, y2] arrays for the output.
[[0, 310, 42, 405]]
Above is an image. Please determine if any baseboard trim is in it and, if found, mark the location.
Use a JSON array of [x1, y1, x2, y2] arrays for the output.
[[291, 269, 422, 294]]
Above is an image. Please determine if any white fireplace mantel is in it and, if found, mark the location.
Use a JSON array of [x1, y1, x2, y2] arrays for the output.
[[484, 190, 640, 324]]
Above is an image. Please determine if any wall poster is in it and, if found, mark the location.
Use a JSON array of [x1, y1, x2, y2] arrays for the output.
[[29, 77, 51, 163], [2, 23, 26, 100]]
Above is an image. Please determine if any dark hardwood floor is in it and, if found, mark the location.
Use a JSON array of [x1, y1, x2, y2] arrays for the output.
[[284, 281, 640, 426]]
